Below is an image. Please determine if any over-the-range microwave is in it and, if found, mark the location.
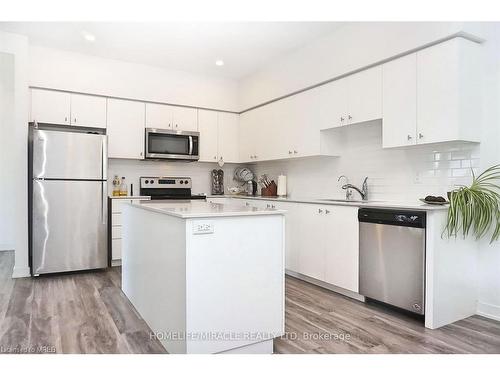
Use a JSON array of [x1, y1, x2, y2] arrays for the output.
[[145, 128, 200, 161]]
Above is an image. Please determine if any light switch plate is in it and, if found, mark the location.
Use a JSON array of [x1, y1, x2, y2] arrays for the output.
[[192, 221, 214, 234]]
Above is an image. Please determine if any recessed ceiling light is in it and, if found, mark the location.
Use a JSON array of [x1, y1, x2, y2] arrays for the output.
[[82, 31, 96, 42], [215, 59, 224, 66]]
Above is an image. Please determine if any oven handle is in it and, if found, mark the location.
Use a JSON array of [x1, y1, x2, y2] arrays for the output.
[[189, 136, 193, 155]]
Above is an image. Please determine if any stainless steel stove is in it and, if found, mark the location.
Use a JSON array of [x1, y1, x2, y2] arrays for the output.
[[140, 177, 206, 200]]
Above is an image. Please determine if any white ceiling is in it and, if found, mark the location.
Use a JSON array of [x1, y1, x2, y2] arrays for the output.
[[0, 22, 344, 80]]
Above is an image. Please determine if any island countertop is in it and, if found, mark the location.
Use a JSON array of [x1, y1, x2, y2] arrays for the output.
[[128, 200, 286, 219]]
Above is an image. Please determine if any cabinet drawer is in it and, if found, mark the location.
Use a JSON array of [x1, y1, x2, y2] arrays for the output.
[[111, 226, 122, 239], [112, 239, 122, 260], [111, 199, 131, 213], [111, 213, 122, 225]]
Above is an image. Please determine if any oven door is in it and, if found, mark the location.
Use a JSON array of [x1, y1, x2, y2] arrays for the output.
[[145, 128, 200, 160]]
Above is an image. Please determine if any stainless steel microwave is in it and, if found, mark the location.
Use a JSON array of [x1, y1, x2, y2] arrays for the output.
[[145, 128, 200, 161]]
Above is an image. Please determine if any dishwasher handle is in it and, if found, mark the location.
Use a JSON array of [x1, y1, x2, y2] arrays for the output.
[[358, 208, 426, 228]]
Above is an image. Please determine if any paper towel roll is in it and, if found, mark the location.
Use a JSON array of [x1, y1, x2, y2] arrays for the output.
[[277, 174, 287, 197]]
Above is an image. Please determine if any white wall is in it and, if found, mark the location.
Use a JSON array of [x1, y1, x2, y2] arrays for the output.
[[29, 45, 239, 112], [246, 22, 500, 320], [238, 22, 482, 110], [108, 159, 240, 197], [0, 31, 30, 276]]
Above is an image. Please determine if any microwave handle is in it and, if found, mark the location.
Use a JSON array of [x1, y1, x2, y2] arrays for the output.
[[189, 136, 193, 155]]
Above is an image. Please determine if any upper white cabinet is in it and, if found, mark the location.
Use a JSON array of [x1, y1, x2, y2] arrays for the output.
[[107, 99, 145, 159], [199, 110, 239, 163], [70, 93, 107, 128], [416, 38, 480, 145], [198, 109, 219, 162], [319, 66, 382, 129], [383, 38, 480, 148], [382, 54, 417, 148], [31, 89, 71, 125], [218, 112, 239, 163], [145, 103, 198, 132], [31, 89, 106, 128]]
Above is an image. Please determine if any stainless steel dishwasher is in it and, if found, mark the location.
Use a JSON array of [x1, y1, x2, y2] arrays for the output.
[[358, 208, 426, 315]]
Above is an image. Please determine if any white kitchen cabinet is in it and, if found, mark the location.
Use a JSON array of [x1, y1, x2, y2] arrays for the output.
[[239, 110, 260, 163], [31, 89, 71, 125], [382, 53, 417, 148], [296, 204, 326, 280], [107, 99, 146, 159], [172, 106, 198, 132], [145, 103, 174, 130], [346, 66, 383, 126], [416, 38, 480, 144], [31, 89, 107, 128], [318, 78, 348, 129], [199, 110, 240, 164], [145, 103, 198, 132], [198, 109, 219, 162], [70, 93, 107, 128], [218, 112, 239, 163], [323, 206, 359, 292]]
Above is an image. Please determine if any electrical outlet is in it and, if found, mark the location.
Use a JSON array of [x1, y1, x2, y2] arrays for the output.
[[192, 221, 214, 234]]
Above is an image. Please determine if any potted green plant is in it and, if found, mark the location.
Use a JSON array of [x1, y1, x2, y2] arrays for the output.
[[445, 164, 500, 243]]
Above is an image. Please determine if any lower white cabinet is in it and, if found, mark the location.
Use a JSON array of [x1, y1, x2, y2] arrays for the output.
[[236, 198, 359, 293], [110, 198, 150, 263]]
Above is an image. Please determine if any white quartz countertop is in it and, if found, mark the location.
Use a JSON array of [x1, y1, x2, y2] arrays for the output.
[[128, 200, 286, 218], [208, 195, 449, 211]]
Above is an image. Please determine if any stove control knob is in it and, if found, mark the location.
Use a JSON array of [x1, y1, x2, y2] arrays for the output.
[[180, 180, 184, 184], [184, 180, 189, 184], [150, 180, 154, 184], [145, 180, 149, 184]]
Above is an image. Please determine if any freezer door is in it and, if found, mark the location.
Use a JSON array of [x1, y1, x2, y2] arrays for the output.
[[32, 129, 107, 180], [32, 180, 107, 274]]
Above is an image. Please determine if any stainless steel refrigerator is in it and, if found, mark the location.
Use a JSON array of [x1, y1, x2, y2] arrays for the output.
[[30, 125, 108, 275]]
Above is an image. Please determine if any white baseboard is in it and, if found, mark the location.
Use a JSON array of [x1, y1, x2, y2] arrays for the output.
[[477, 301, 500, 322], [111, 259, 122, 267], [12, 266, 31, 278]]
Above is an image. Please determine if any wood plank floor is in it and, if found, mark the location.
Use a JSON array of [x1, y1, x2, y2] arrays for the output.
[[0, 251, 499, 354]]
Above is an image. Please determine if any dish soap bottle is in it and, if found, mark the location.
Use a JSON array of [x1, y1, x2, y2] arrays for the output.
[[119, 177, 128, 196], [112, 175, 121, 196]]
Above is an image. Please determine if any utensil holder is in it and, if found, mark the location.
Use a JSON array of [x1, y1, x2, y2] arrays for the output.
[[261, 181, 278, 197]]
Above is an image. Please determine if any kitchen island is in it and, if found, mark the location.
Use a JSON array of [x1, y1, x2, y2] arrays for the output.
[[121, 200, 285, 354]]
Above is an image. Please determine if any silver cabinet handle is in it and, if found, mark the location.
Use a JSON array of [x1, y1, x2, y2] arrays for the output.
[[74, 117, 77, 123], [266, 204, 270, 208], [325, 209, 330, 214], [348, 115, 352, 120], [213, 156, 217, 160], [293, 150, 298, 154], [272, 205, 276, 209], [65, 116, 68, 122], [318, 209, 323, 213], [288, 150, 292, 155], [340, 117, 344, 122], [407, 134, 413, 140], [418, 133, 424, 139]]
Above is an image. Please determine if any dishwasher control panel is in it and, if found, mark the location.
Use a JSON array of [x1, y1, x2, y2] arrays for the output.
[[358, 208, 426, 228]]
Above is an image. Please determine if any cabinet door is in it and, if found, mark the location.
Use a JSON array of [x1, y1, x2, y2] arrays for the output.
[[347, 65, 382, 125], [238, 111, 257, 163], [145, 103, 173, 130], [323, 206, 359, 292], [31, 89, 71, 125], [319, 78, 348, 129], [70, 93, 107, 128], [172, 106, 198, 131], [218, 112, 239, 163], [198, 109, 218, 162], [107, 99, 145, 159], [296, 204, 325, 280], [382, 54, 417, 148], [291, 88, 322, 157], [274, 202, 300, 273]]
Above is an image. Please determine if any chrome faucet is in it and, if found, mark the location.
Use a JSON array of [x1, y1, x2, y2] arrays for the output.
[[338, 175, 353, 200], [342, 177, 368, 201]]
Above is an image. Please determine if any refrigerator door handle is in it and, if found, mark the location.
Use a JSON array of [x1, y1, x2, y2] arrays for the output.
[[101, 136, 108, 224]]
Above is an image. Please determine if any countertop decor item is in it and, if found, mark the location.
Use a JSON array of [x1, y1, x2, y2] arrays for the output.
[[445, 164, 500, 243], [419, 198, 449, 206]]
